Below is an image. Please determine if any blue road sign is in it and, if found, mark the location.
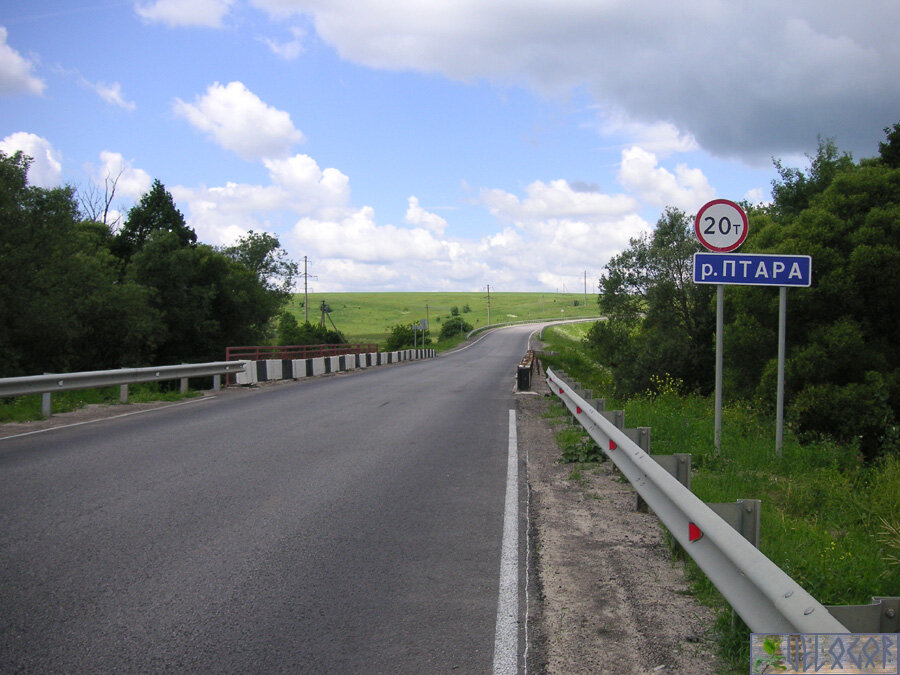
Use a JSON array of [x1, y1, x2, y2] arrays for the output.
[[693, 252, 812, 287]]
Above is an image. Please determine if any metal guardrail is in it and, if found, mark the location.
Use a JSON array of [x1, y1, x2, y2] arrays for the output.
[[0, 361, 248, 417], [546, 366, 850, 634]]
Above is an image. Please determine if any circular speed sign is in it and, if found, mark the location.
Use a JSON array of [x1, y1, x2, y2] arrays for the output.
[[694, 199, 749, 252]]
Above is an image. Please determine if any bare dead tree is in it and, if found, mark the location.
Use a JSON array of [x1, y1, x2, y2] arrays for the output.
[[77, 167, 124, 230]]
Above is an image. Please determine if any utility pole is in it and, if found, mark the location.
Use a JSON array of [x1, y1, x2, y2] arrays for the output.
[[486, 284, 491, 327], [300, 256, 317, 323], [584, 270, 587, 305]]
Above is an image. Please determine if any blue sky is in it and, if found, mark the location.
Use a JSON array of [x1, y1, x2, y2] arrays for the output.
[[2, 1, 899, 292]]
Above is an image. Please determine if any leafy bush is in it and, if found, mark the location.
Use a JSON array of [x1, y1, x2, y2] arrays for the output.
[[439, 316, 472, 340], [277, 313, 344, 345], [383, 323, 416, 350]]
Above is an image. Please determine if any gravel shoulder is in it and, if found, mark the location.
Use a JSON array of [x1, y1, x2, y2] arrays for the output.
[[518, 364, 726, 674]]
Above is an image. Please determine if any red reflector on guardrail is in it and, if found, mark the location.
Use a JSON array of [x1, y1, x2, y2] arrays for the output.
[[609, 439, 617, 450], [559, 388, 563, 394], [689, 522, 703, 542], [576, 406, 582, 414]]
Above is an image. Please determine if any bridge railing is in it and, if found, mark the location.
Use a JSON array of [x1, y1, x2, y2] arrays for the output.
[[226, 344, 378, 362]]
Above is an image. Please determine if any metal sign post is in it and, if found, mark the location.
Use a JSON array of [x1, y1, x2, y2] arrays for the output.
[[776, 287, 787, 457], [693, 250, 812, 457], [694, 199, 749, 452]]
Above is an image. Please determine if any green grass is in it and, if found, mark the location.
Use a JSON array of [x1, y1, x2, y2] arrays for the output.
[[539, 323, 900, 672], [285, 291, 600, 348]]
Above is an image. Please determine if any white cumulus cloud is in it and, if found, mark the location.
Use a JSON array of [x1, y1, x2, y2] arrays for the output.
[[617, 146, 715, 211], [173, 81, 304, 160], [0, 27, 45, 95], [0, 132, 61, 187], [404, 196, 448, 234], [135, 0, 236, 28], [481, 179, 637, 223]]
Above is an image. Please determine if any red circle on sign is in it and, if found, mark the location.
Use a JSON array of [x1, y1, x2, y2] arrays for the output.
[[694, 199, 749, 252]]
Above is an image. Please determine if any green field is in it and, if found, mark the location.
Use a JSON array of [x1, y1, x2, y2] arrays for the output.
[[283, 292, 601, 346]]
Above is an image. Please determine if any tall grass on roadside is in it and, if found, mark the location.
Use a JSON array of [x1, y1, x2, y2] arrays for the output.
[[538, 323, 900, 672]]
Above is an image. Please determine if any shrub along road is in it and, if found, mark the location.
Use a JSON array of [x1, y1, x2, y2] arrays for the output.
[[0, 328, 535, 672]]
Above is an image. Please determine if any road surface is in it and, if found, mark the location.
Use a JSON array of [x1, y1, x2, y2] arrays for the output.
[[0, 327, 533, 673]]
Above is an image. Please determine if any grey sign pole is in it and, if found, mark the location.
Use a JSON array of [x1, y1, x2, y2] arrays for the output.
[[694, 199, 749, 455], [714, 284, 724, 453], [776, 286, 787, 457]]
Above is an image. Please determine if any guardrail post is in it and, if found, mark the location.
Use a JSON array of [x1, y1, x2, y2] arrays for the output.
[[707, 499, 761, 549], [637, 453, 692, 512], [212, 375, 221, 391], [41, 392, 51, 418], [599, 409, 624, 428], [624, 426, 650, 451], [120, 384, 129, 403], [180, 377, 188, 394]]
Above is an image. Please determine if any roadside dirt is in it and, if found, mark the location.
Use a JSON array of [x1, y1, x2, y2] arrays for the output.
[[519, 361, 726, 674]]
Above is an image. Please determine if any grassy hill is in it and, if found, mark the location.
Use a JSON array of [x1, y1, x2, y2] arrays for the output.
[[283, 292, 601, 346]]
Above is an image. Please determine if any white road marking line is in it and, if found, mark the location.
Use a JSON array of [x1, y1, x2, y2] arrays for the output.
[[493, 409, 519, 674], [0, 396, 216, 441]]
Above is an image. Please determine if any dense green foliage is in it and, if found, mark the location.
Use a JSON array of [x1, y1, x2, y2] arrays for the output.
[[276, 312, 344, 346], [589, 207, 715, 396], [383, 323, 416, 350], [0, 151, 295, 376], [590, 124, 900, 460], [439, 316, 472, 340]]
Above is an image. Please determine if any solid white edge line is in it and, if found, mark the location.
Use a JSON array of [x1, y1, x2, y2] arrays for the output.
[[493, 409, 519, 674], [0, 395, 216, 441]]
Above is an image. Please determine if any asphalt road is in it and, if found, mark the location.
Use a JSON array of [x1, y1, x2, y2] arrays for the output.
[[0, 326, 533, 673]]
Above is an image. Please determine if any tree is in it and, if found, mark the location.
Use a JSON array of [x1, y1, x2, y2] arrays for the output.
[[724, 124, 900, 459], [112, 179, 196, 263], [224, 230, 298, 300], [77, 166, 125, 229], [879, 122, 900, 168], [126, 231, 281, 363], [0, 151, 162, 375], [769, 136, 854, 221], [590, 208, 714, 395]]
